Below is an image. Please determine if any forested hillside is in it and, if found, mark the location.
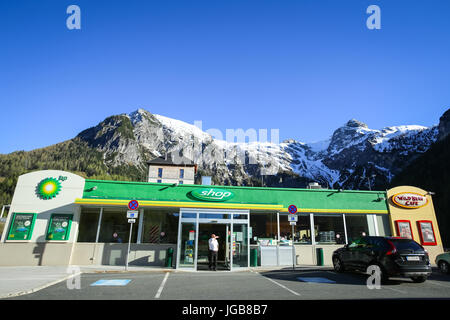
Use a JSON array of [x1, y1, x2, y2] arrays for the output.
[[0, 138, 145, 207]]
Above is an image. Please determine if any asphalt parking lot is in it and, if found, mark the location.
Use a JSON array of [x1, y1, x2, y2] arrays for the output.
[[5, 267, 450, 300]]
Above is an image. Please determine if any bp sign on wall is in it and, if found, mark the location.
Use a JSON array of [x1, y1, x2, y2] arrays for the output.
[[36, 176, 67, 200], [190, 188, 234, 202]]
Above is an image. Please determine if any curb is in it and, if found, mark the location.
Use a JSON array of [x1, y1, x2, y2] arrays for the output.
[[0, 271, 82, 299]]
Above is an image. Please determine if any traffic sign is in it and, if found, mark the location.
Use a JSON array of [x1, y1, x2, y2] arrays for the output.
[[128, 200, 139, 211], [288, 215, 298, 222], [288, 205, 297, 214], [127, 210, 139, 218], [128, 219, 136, 224], [290, 222, 297, 226]]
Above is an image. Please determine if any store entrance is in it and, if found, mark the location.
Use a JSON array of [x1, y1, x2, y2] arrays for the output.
[[197, 223, 230, 271], [176, 209, 249, 271]]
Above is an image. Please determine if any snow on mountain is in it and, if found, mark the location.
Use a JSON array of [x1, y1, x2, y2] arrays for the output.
[[78, 108, 439, 190]]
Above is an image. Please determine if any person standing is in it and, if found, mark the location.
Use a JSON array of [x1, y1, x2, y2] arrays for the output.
[[208, 234, 219, 271]]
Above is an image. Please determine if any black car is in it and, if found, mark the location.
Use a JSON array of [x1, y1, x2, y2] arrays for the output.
[[332, 236, 432, 283]]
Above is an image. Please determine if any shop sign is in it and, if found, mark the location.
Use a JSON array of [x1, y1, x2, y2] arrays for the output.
[[37, 177, 66, 200], [191, 188, 234, 202], [392, 192, 428, 209]]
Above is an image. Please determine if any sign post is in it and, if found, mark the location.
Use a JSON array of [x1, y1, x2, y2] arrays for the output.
[[126, 200, 139, 271], [288, 205, 298, 271]]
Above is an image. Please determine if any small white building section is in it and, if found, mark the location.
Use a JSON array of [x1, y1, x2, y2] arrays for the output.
[[0, 170, 85, 266], [147, 154, 196, 185]]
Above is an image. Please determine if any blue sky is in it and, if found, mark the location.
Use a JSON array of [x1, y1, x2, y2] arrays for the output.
[[0, 0, 449, 153]]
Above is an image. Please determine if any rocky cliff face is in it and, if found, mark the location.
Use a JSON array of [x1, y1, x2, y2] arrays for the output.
[[438, 108, 450, 141], [75, 108, 443, 190]]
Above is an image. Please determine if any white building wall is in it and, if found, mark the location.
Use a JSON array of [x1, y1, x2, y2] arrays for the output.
[[148, 165, 195, 184]]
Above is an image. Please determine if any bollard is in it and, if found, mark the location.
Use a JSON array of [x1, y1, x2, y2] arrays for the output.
[[165, 247, 174, 268], [316, 248, 324, 266], [250, 248, 258, 267]]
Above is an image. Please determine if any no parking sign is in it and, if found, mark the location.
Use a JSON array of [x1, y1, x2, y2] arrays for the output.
[[288, 205, 297, 214]]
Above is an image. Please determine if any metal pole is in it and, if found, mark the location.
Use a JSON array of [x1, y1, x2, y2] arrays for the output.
[[292, 224, 295, 270], [126, 222, 133, 271]]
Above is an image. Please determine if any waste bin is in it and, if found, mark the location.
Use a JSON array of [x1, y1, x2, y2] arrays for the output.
[[165, 247, 174, 268], [316, 248, 324, 266], [250, 248, 258, 267]]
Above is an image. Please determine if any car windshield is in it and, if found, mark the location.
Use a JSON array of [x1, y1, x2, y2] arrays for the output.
[[389, 239, 423, 251]]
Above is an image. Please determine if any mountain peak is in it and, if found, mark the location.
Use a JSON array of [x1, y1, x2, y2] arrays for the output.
[[345, 119, 368, 128]]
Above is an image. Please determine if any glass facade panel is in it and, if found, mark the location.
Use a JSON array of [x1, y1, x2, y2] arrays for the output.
[[77, 208, 100, 242], [142, 209, 179, 244], [98, 208, 138, 243], [279, 214, 311, 244], [376, 215, 391, 236], [179, 222, 196, 268], [249, 212, 278, 245], [313, 214, 345, 244], [232, 224, 248, 268], [345, 214, 370, 243]]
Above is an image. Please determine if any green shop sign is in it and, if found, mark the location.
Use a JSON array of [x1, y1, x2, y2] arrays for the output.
[[46, 214, 73, 241], [191, 188, 234, 202]]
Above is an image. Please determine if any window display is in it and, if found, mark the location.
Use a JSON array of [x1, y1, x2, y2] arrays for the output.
[[395, 220, 413, 239], [417, 220, 437, 246]]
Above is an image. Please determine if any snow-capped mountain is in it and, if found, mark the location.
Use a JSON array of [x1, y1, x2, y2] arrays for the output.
[[76, 108, 439, 190]]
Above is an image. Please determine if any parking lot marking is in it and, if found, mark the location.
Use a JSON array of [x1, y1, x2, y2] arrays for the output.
[[155, 272, 170, 299], [90, 279, 131, 286], [382, 286, 407, 294], [297, 277, 336, 284], [258, 273, 301, 296], [427, 280, 450, 289]]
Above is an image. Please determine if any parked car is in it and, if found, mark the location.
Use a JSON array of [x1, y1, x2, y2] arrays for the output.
[[435, 251, 450, 274], [332, 236, 432, 283]]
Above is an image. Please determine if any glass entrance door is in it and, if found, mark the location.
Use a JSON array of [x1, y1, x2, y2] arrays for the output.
[[176, 209, 249, 271]]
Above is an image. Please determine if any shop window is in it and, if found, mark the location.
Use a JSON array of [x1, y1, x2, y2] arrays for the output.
[[98, 209, 138, 243], [345, 214, 370, 243], [77, 208, 100, 242], [249, 212, 278, 245], [313, 214, 345, 244], [142, 209, 179, 244], [375, 215, 391, 236], [279, 214, 311, 244]]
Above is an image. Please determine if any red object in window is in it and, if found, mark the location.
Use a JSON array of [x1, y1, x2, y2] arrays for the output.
[[417, 220, 437, 246], [394, 220, 414, 240]]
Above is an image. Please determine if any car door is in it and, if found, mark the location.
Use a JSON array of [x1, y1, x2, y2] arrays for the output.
[[352, 237, 369, 270]]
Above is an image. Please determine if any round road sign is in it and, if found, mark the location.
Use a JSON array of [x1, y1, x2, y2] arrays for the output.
[[288, 205, 297, 214], [128, 200, 139, 211]]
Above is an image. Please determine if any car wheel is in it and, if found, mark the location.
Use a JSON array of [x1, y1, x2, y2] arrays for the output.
[[333, 257, 345, 273], [411, 276, 427, 283], [438, 261, 449, 274]]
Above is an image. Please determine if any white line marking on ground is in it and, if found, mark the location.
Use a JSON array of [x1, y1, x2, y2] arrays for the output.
[[154, 272, 170, 299], [0, 272, 82, 299], [382, 286, 407, 294], [257, 273, 301, 296], [426, 281, 450, 289]]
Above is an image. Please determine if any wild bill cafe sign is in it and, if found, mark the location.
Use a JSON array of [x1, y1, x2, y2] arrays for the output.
[[392, 192, 428, 209]]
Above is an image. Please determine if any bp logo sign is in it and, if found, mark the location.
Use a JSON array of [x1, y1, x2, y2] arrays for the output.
[[36, 176, 66, 200], [191, 188, 234, 202]]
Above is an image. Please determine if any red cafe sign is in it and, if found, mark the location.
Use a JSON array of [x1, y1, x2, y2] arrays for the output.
[[392, 192, 428, 209]]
